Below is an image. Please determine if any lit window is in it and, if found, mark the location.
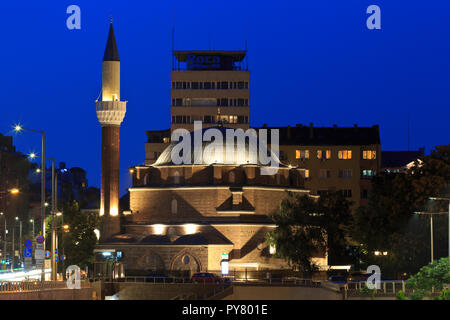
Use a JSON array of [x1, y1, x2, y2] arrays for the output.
[[317, 150, 322, 159], [363, 150, 376, 160], [304, 169, 309, 178], [338, 150, 352, 160], [362, 169, 376, 178], [296, 150, 309, 160], [326, 150, 331, 159]]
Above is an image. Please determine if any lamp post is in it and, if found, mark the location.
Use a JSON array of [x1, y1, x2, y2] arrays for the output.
[[415, 211, 448, 263], [30, 219, 35, 239], [12, 216, 19, 270], [14, 125, 45, 279], [29, 153, 58, 281], [0, 212, 5, 270], [429, 197, 450, 261]]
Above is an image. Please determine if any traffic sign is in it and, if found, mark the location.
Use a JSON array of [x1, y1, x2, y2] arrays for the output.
[[24, 248, 32, 257], [55, 255, 59, 263], [36, 235, 44, 244], [24, 240, 32, 248], [45, 250, 51, 258], [60, 255, 66, 261], [54, 248, 58, 255]]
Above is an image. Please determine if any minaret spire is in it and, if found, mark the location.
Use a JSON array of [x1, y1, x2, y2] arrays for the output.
[[103, 18, 120, 62]]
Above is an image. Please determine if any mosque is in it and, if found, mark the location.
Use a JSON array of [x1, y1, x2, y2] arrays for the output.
[[93, 21, 328, 276]]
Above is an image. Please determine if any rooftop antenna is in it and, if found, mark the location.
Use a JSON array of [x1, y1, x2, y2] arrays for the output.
[[244, 22, 248, 70], [171, 7, 175, 70], [407, 113, 410, 151]]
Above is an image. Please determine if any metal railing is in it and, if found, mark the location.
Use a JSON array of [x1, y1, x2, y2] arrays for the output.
[[343, 280, 408, 298], [0, 280, 90, 293]]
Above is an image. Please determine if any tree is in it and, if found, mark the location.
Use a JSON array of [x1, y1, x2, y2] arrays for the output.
[[267, 191, 352, 272], [351, 145, 450, 276], [59, 201, 99, 272]]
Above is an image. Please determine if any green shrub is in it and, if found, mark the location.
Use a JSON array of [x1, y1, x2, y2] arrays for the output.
[[396, 290, 406, 300], [409, 289, 426, 300], [440, 288, 450, 300], [360, 285, 377, 299]]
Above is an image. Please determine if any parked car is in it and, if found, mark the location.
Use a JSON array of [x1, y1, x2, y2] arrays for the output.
[[348, 272, 370, 282], [191, 272, 224, 284], [348, 272, 387, 282], [328, 275, 347, 284], [146, 273, 172, 283]]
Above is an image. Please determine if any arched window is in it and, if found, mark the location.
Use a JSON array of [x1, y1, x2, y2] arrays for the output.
[[171, 199, 178, 215], [229, 171, 235, 184], [173, 171, 180, 184]]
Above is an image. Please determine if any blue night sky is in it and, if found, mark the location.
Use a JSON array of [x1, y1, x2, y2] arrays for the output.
[[0, 1, 449, 196]]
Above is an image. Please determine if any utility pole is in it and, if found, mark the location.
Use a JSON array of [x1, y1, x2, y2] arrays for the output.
[[19, 220, 22, 267], [11, 219, 14, 271]]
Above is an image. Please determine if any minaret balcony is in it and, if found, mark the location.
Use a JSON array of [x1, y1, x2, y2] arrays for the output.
[[96, 100, 127, 126]]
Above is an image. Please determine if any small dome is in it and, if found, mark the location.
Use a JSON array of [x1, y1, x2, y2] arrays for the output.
[[154, 126, 282, 167]]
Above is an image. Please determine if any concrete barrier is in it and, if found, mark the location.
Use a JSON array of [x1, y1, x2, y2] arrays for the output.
[[222, 284, 343, 300], [110, 282, 227, 300], [0, 287, 93, 300]]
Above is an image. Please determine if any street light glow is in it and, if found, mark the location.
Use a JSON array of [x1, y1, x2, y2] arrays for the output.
[[9, 188, 19, 194], [29, 153, 37, 159], [13, 124, 22, 132]]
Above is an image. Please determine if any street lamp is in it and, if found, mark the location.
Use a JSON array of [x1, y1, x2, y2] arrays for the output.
[[428, 196, 450, 262], [14, 125, 46, 267]]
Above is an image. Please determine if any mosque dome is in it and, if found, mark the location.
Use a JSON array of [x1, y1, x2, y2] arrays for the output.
[[153, 126, 283, 167]]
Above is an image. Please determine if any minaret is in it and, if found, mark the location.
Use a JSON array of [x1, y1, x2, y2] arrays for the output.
[[96, 18, 126, 241]]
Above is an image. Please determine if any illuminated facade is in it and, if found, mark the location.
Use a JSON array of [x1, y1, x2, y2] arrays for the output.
[[263, 124, 381, 209], [97, 128, 327, 274], [96, 20, 127, 241], [145, 50, 250, 165]]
